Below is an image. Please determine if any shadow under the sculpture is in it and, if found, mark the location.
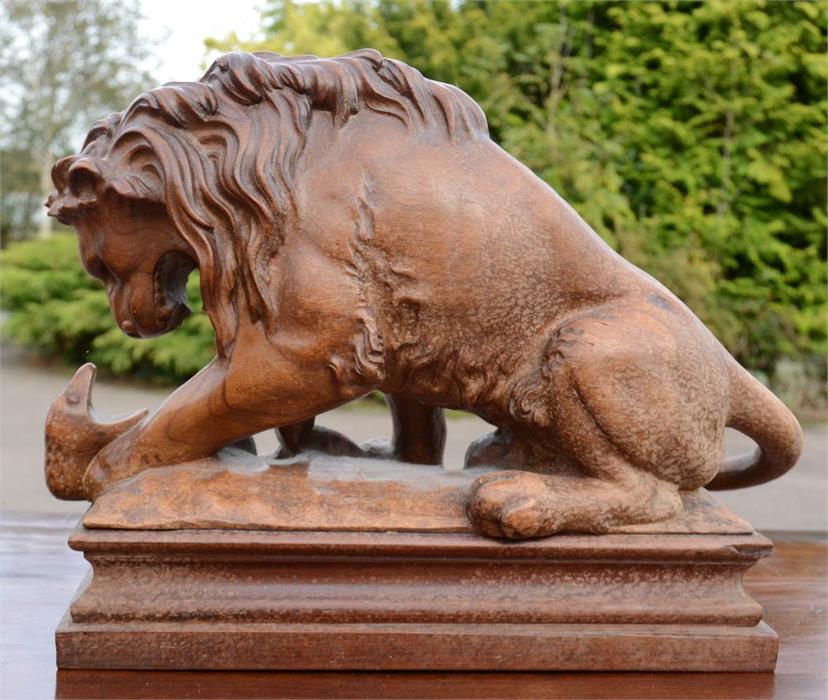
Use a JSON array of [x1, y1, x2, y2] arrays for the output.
[[82, 447, 751, 536]]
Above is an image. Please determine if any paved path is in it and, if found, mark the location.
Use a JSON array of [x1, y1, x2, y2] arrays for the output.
[[1, 347, 825, 529]]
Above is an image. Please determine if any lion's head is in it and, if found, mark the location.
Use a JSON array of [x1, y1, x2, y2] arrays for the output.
[[47, 49, 487, 355]]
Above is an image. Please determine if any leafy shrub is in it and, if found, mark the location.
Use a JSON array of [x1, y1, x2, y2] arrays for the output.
[[0, 234, 215, 384], [2, 1, 826, 416], [208, 0, 827, 414], [1, 232, 823, 418]]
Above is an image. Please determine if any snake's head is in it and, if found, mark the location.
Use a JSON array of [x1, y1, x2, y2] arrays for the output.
[[44, 363, 147, 500]]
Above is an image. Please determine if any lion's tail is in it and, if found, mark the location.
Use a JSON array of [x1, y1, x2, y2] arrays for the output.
[[707, 358, 803, 490]]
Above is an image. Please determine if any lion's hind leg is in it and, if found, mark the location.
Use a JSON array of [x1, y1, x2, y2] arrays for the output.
[[276, 395, 446, 464], [362, 394, 446, 465], [466, 465, 681, 539], [465, 309, 709, 538], [466, 347, 683, 537], [466, 379, 682, 538]]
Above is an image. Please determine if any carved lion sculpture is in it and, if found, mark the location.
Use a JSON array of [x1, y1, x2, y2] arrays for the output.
[[46, 50, 802, 538]]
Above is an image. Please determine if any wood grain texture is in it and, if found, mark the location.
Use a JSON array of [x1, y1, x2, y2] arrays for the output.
[[82, 456, 753, 534], [2, 517, 824, 698], [56, 618, 779, 673], [64, 532, 770, 626], [44, 49, 803, 539], [56, 509, 778, 672]]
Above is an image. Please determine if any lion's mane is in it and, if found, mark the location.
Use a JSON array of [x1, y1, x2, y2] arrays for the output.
[[48, 49, 488, 355]]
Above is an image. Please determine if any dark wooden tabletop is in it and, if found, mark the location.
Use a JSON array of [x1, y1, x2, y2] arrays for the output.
[[1, 515, 825, 699]]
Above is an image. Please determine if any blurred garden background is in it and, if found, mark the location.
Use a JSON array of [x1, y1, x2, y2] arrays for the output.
[[0, 0, 825, 523]]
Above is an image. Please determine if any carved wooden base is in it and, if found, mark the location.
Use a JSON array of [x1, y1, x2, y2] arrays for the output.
[[57, 523, 778, 671]]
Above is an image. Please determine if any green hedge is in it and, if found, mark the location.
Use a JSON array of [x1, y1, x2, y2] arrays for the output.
[[3, 2, 825, 417], [0, 234, 215, 384], [207, 0, 827, 377], [1, 232, 824, 418]]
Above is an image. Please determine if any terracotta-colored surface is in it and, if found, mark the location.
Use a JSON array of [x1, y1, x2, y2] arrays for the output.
[[57, 493, 775, 672], [44, 364, 146, 501], [83, 455, 753, 534], [32, 47, 812, 681], [57, 618, 779, 673], [44, 50, 802, 539], [2, 518, 824, 698], [82, 453, 490, 532]]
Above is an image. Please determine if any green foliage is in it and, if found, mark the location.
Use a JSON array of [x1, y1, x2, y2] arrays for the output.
[[0, 234, 215, 383], [0, 0, 155, 241], [207, 0, 827, 381], [1, 1, 824, 408]]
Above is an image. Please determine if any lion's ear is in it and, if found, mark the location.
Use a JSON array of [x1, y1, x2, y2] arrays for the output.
[[47, 157, 103, 222], [66, 158, 103, 199]]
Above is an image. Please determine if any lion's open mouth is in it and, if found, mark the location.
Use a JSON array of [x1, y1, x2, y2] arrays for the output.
[[153, 251, 196, 331]]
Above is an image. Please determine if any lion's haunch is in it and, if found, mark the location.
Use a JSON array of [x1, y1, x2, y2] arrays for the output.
[[44, 49, 802, 538]]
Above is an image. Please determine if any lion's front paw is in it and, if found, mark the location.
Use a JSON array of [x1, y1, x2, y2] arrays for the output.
[[466, 470, 561, 539]]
